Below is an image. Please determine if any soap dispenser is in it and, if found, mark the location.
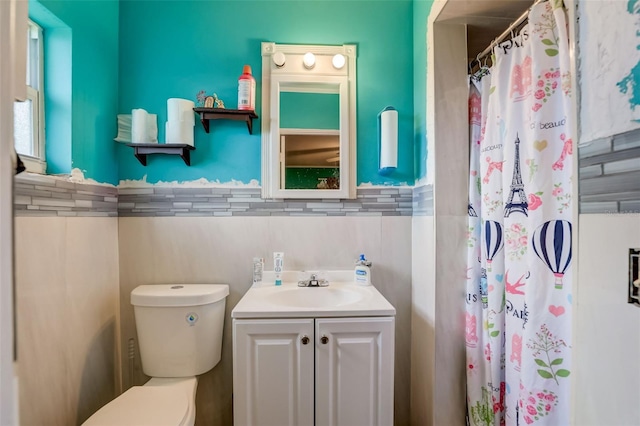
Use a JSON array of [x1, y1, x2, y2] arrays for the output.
[[354, 254, 372, 285]]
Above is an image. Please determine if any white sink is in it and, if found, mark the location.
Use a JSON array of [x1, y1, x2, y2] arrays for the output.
[[231, 271, 396, 318], [263, 286, 364, 308]]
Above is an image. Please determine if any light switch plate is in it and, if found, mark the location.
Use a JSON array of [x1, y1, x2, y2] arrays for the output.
[[629, 248, 640, 306]]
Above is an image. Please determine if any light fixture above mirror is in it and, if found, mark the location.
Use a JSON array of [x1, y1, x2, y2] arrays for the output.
[[303, 52, 316, 69], [261, 42, 357, 199], [273, 52, 286, 68]]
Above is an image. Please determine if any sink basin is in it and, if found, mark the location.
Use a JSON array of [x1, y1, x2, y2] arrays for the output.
[[264, 287, 363, 308], [231, 270, 396, 318]]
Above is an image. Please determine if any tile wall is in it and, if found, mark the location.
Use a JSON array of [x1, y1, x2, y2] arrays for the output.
[[578, 128, 640, 214], [574, 214, 640, 425], [14, 175, 433, 426], [575, 128, 640, 425], [14, 216, 119, 425], [118, 214, 413, 425], [14, 173, 117, 217], [117, 186, 414, 217]]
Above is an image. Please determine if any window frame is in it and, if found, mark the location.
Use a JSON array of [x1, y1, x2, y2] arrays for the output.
[[15, 20, 46, 174]]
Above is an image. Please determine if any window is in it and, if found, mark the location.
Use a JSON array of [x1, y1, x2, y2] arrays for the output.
[[14, 20, 45, 174]]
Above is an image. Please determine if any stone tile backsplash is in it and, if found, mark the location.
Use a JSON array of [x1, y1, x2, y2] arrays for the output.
[[117, 187, 414, 217], [14, 174, 118, 217], [412, 184, 434, 216], [14, 174, 436, 217], [579, 128, 640, 214]]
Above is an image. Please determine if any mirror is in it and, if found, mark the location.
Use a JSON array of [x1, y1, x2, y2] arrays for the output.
[[280, 91, 339, 190], [261, 43, 357, 199]]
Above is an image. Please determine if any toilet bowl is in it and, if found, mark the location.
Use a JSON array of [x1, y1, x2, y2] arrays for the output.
[[83, 377, 197, 426], [82, 284, 229, 426]]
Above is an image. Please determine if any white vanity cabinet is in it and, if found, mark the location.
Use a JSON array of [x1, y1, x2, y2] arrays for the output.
[[233, 316, 395, 426], [233, 318, 315, 426]]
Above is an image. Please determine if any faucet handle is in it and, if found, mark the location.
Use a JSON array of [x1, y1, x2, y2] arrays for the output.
[[297, 271, 330, 287]]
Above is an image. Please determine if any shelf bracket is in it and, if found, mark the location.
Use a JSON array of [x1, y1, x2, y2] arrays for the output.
[[126, 143, 195, 166], [193, 108, 258, 135]]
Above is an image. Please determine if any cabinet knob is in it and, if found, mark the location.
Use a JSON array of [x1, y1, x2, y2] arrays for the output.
[[321, 335, 329, 344], [301, 335, 310, 345]]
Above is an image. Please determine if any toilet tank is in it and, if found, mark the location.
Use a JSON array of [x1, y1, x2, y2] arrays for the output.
[[131, 284, 229, 378]]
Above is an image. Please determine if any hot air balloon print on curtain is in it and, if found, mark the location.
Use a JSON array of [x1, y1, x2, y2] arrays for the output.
[[483, 220, 504, 273], [532, 220, 572, 289]]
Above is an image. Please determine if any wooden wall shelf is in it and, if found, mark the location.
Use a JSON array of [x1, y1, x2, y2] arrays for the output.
[[126, 143, 195, 166], [193, 108, 258, 134]]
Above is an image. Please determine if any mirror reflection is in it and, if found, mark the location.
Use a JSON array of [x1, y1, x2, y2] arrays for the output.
[[282, 133, 340, 189], [279, 91, 340, 190]]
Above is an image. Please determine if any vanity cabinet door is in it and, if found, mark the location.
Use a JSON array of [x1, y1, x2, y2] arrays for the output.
[[315, 317, 395, 426], [233, 318, 315, 426]]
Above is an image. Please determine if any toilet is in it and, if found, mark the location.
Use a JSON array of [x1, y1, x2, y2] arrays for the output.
[[83, 283, 229, 426]]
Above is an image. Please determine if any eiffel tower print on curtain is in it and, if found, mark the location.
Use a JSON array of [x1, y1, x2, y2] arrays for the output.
[[504, 134, 528, 217]]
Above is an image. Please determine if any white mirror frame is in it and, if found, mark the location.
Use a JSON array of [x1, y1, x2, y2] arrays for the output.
[[261, 42, 357, 199]]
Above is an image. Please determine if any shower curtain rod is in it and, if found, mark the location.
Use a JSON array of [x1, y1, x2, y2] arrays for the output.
[[476, 0, 545, 63]]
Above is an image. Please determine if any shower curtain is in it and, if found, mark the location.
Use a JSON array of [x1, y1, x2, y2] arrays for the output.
[[466, 1, 573, 425]]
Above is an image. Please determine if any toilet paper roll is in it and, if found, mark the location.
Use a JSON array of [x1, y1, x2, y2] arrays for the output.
[[147, 114, 158, 143], [131, 109, 149, 143], [165, 121, 180, 144], [131, 109, 158, 144], [165, 121, 194, 146], [167, 98, 195, 125], [378, 106, 397, 175]]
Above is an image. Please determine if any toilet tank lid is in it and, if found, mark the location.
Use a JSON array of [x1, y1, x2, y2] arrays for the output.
[[131, 284, 229, 307]]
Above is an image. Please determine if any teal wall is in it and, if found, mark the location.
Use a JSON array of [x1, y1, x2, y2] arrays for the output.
[[413, 0, 433, 181], [30, 0, 119, 184], [29, 0, 432, 186], [117, 0, 415, 185]]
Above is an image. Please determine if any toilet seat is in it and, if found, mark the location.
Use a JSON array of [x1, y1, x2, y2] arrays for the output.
[[83, 382, 192, 426]]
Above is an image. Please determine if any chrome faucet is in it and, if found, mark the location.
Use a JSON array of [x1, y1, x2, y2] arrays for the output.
[[298, 273, 329, 287]]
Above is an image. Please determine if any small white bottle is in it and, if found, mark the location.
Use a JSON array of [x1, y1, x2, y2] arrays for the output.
[[252, 257, 264, 285], [354, 254, 372, 285], [274, 252, 284, 286]]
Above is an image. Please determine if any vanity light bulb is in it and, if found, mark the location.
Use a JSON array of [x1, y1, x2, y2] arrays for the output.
[[303, 52, 316, 69], [273, 52, 286, 68], [332, 54, 346, 69]]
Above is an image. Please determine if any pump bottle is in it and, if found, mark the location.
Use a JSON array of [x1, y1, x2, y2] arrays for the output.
[[354, 254, 372, 285]]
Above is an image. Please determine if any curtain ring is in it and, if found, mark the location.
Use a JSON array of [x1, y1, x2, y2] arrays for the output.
[[482, 49, 492, 68]]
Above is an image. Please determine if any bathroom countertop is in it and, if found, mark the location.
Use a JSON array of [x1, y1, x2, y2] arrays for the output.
[[231, 271, 396, 319]]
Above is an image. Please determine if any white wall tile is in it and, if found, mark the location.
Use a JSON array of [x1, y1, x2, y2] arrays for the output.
[[14, 217, 120, 426], [117, 215, 411, 426], [64, 218, 120, 424], [411, 215, 435, 426], [575, 214, 640, 426]]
